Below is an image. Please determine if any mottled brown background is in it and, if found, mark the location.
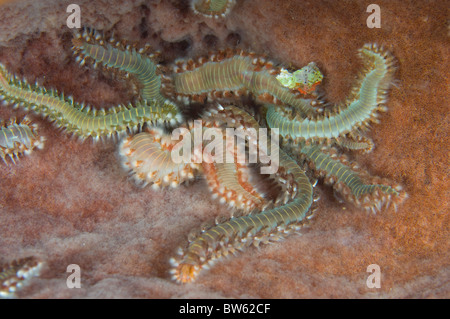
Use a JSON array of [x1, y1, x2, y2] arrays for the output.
[[0, 0, 448, 298]]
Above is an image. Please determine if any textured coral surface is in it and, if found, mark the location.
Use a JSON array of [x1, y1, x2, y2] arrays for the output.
[[0, 0, 448, 298]]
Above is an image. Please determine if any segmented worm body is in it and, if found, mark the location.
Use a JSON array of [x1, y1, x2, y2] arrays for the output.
[[119, 127, 200, 189], [171, 148, 314, 283], [0, 116, 44, 164], [335, 135, 374, 152], [0, 63, 180, 140], [0, 257, 43, 298], [169, 53, 316, 117], [72, 29, 166, 104], [266, 44, 395, 144], [199, 105, 277, 213], [202, 161, 271, 211], [298, 144, 405, 212]]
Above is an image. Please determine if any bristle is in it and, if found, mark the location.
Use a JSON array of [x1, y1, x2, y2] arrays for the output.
[[0, 257, 43, 298]]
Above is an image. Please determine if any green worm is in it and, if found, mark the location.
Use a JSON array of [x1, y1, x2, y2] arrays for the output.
[[335, 135, 374, 152], [0, 64, 180, 140], [72, 29, 166, 104], [0, 116, 44, 164], [299, 143, 403, 211], [266, 44, 396, 141], [173, 55, 316, 116]]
